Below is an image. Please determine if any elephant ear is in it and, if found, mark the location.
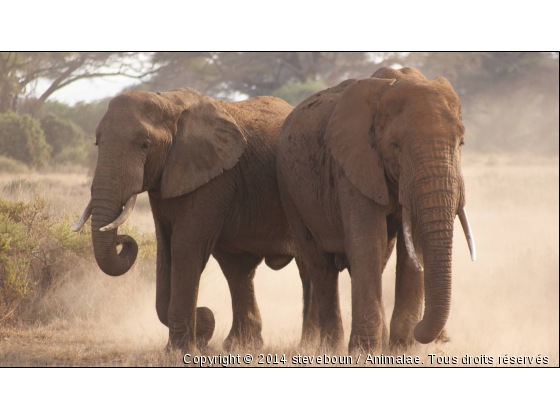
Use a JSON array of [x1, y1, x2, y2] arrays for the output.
[[161, 97, 247, 199], [325, 78, 395, 205]]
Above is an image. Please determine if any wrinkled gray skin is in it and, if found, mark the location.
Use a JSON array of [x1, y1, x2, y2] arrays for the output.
[[84, 88, 318, 352], [277, 67, 473, 353]]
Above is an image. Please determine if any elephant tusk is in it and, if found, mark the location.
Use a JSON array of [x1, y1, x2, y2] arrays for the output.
[[402, 207, 424, 272], [72, 199, 93, 232], [99, 194, 137, 232], [458, 207, 476, 261]]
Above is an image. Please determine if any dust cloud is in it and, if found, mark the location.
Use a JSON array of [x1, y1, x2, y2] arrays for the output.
[[0, 153, 558, 366]]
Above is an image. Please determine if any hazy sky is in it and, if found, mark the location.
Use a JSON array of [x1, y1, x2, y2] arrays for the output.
[[42, 75, 137, 104]]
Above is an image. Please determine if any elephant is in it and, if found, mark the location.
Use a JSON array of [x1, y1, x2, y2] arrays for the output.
[[72, 87, 318, 351], [277, 67, 475, 353]]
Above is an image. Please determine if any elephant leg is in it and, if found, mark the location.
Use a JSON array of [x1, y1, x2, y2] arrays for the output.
[[296, 258, 320, 346], [390, 228, 424, 348], [339, 178, 388, 354], [306, 258, 343, 350], [152, 204, 216, 350], [167, 216, 224, 352], [167, 238, 216, 352], [279, 188, 343, 350], [213, 248, 264, 350], [167, 251, 203, 351], [154, 215, 171, 327]]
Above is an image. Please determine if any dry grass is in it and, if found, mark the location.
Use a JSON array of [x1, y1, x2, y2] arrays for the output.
[[1, 153, 558, 367]]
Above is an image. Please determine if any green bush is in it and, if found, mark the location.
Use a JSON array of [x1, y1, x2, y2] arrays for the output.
[[40, 114, 85, 156], [0, 197, 92, 320], [0, 112, 51, 168], [44, 98, 110, 137], [52, 144, 89, 166], [272, 79, 329, 106], [0, 194, 157, 323], [0, 155, 29, 174]]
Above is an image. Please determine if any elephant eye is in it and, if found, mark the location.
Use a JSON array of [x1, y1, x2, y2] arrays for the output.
[[460, 139, 465, 146], [141, 140, 150, 151], [391, 142, 401, 151]]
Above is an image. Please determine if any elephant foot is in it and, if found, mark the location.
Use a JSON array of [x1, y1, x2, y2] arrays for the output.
[[317, 333, 344, 353], [196, 307, 215, 349], [300, 325, 320, 348], [165, 307, 215, 353], [223, 332, 264, 352], [299, 334, 320, 349], [165, 334, 196, 354], [348, 334, 383, 355], [223, 321, 264, 351], [316, 317, 344, 352], [390, 314, 421, 350], [223, 313, 263, 351], [389, 334, 416, 350]]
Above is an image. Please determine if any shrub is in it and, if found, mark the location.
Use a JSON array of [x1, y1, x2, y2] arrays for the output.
[[44, 98, 110, 137], [0, 195, 157, 323], [0, 155, 29, 174], [0, 197, 91, 321], [40, 114, 85, 156], [52, 146, 86, 166], [0, 112, 51, 168], [272, 79, 329, 106]]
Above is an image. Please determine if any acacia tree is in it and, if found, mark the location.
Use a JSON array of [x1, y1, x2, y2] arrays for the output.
[[404, 52, 559, 102], [147, 52, 407, 101], [0, 52, 159, 115]]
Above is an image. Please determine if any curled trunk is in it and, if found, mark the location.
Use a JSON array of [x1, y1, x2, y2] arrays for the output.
[[91, 185, 138, 277]]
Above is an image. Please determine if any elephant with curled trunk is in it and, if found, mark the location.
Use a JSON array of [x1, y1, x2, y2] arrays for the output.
[[73, 87, 317, 352], [277, 67, 475, 353]]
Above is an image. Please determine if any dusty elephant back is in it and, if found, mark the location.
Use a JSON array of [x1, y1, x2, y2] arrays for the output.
[[277, 81, 359, 238], [219, 96, 293, 149], [281, 79, 356, 142]]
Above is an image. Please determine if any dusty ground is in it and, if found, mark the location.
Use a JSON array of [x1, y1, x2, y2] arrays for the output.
[[1, 153, 558, 366]]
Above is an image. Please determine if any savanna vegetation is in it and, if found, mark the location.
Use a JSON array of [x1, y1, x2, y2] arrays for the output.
[[1, 53, 558, 166]]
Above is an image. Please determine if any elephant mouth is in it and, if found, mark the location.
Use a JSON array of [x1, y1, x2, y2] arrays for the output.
[[73, 194, 138, 233], [400, 205, 475, 272], [73, 193, 139, 277]]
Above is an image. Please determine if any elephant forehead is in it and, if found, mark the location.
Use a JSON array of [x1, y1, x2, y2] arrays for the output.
[[97, 94, 173, 137], [98, 110, 150, 134], [380, 83, 462, 125], [382, 77, 460, 107], [108, 92, 178, 122]]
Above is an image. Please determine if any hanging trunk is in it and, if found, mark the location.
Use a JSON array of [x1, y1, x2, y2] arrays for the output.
[[402, 141, 461, 344], [413, 206, 455, 343]]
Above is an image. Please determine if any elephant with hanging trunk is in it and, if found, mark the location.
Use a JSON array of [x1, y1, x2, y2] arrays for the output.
[[277, 67, 475, 353], [73, 87, 318, 352]]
